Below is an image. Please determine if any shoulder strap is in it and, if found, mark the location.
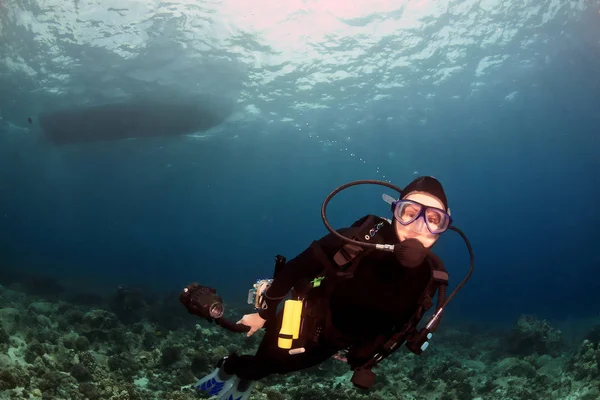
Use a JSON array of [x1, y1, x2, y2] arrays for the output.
[[414, 253, 448, 313], [308, 215, 382, 277], [307, 215, 389, 287], [332, 215, 377, 266], [332, 215, 387, 269]]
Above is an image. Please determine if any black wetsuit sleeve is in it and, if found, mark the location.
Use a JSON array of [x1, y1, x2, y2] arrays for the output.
[[257, 217, 370, 321], [257, 243, 324, 320]]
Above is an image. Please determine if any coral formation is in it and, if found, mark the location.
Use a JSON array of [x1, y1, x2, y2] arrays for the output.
[[0, 282, 599, 400]]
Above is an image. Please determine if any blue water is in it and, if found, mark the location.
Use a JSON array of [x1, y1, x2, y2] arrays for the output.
[[1, 0, 599, 330]]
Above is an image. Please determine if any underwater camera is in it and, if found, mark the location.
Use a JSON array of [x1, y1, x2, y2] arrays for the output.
[[179, 283, 224, 320]]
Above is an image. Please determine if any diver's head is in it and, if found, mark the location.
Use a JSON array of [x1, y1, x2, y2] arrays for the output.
[[392, 176, 451, 248]]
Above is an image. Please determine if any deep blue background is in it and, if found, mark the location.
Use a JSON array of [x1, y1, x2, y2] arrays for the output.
[[1, 7, 599, 329]]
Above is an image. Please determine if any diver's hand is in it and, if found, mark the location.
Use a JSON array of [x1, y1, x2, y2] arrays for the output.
[[236, 313, 266, 337]]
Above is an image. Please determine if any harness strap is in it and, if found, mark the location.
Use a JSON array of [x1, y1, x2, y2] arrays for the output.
[[332, 215, 379, 269], [333, 244, 363, 267]]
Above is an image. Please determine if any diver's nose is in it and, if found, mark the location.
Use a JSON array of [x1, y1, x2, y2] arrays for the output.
[[410, 216, 429, 234]]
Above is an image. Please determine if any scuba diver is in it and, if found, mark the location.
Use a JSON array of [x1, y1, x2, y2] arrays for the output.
[[180, 176, 474, 400]]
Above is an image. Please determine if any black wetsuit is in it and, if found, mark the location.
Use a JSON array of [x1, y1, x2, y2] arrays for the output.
[[223, 215, 435, 381]]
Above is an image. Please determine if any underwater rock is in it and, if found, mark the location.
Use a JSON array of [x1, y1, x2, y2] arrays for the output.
[[24, 340, 45, 363], [28, 301, 58, 316], [505, 315, 565, 357], [0, 365, 30, 390], [78, 351, 99, 374], [568, 338, 600, 380], [33, 314, 53, 329], [162, 391, 199, 400], [0, 307, 21, 334], [579, 388, 600, 400], [572, 325, 600, 381], [141, 331, 158, 351], [24, 324, 60, 345], [0, 326, 9, 344], [62, 332, 79, 350], [75, 335, 90, 351], [107, 352, 141, 380], [60, 331, 91, 351], [160, 346, 181, 367], [69, 363, 93, 382], [82, 309, 119, 331], [110, 285, 149, 324], [190, 351, 210, 376], [492, 357, 537, 379], [583, 325, 600, 343], [36, 369, 78, 398], [64, 309, 85, 325], [171, 369, 196, 389], [78, 382, 102, 400]]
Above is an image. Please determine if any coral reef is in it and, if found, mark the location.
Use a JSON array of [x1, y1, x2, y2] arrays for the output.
[[568, 326, 600, 381], [0, 281, 599, 400], [505, 315, 566, 357]]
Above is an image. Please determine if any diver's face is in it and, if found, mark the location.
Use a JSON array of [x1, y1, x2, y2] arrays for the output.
[[394, 192, 445, 248]]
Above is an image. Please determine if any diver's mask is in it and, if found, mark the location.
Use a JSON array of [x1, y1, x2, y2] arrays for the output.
[[392, 199, 452, 235], [389, 196, 453, 265]]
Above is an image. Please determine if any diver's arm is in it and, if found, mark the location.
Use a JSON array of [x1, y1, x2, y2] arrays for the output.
[[258, 223, 361, 320], [257, 241, 328, 320]]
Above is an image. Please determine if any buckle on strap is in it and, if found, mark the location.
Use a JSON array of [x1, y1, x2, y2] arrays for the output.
[[333, 243, 363, 266]]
